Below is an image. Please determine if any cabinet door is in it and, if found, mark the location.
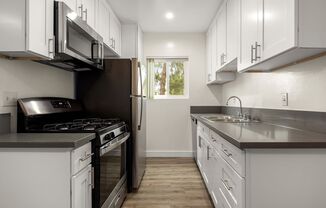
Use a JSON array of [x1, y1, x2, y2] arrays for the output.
[[211, 18, 218, 80], [97, 0, 110, 45], [262, 0, 296, 60], [109, 12, 122, 55], [226, 0, 240, 63], [239, 0, 262, 71], [201, 139, 210, 186], [197, 134, 204, 170], [217, 4, 227, 68], [72, 165, 92, 208], [206, 27, 213, 83], [82, 0, 96, 29], [26, 0, 54, 59]]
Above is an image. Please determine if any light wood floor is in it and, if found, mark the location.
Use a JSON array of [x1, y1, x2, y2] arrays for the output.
[[122, 158, 213, 208]]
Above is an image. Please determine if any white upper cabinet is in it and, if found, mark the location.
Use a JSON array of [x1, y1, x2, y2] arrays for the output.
[[238, 0, 262, 71], [226, 0, 240, 67], [215, 0, 240, 72], [239, 0, 326, 72], [216, 3, 227, 68], [121, 24, 144, 62], [76, 0, 96, 29], [262, 0, 295, 60], [97, 0, 110, 46], [206, 19, 218, 84], [109, 10, 122, 55], [0, 0, 54, 59]]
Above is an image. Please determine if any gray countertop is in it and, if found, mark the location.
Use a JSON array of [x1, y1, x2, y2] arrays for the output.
[[0, 133, 96, 148], [191, 113, 326, 149]]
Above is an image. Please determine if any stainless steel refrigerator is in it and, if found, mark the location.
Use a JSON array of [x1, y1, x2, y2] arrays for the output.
[[76, 58, 147, 191]]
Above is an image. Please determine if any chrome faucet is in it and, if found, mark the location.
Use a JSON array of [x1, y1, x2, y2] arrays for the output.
[[226, 96, 243, 118]]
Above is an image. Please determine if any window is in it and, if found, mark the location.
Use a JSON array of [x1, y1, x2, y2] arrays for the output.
[[147, 58, 189, 99]]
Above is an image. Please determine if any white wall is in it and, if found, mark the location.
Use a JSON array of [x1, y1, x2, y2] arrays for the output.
[[0, 58, 75, 131], [144, 33, 222, 157], [222, 55, 326, 112]]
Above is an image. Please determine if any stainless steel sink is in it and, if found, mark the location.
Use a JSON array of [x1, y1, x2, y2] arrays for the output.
[[201, 115, 260, 123]]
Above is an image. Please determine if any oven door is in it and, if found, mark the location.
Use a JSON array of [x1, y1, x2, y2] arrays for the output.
[[55, 2, 104, 70], [99, 133, 129, 208]]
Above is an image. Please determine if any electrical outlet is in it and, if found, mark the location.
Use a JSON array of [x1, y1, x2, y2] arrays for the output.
[[2, 91, 18, 107], [281, 93, 288, 106]]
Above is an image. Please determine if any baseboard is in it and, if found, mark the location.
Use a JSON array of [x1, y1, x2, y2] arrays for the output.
[[146, 151, 193, 157]]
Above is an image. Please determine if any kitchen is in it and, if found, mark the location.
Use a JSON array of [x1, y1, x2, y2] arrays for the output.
[[0, 0, 326, 208]]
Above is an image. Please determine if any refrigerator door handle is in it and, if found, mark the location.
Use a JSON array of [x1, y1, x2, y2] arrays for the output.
[[130, 95, 146, 98], [138, 62, 144, 131]]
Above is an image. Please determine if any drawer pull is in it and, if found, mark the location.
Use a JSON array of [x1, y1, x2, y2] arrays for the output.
[[221, 179, 233, 191], [222, 149, 232, 157], [79, 153, 94, 162]]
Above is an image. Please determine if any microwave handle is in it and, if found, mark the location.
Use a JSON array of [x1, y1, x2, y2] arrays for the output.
[[91, 41, 98, 60]]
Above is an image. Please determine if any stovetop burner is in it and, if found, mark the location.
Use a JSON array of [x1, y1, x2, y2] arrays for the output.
[[42, 118, 121, 132]]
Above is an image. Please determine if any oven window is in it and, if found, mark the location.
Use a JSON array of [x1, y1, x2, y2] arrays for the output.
[[99, 143, 126, 207], [66, 20, 93, 60]]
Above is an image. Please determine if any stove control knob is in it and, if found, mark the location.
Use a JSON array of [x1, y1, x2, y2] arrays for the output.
[[104, 132, 115, 141]]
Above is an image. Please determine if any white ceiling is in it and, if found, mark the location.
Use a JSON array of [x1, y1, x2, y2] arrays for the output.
[[107, 0, 223, 32]]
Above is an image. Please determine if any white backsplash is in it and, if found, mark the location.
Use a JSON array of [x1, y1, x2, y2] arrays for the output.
[[0, 58, 75, 132], [222, 55, 326, 112]]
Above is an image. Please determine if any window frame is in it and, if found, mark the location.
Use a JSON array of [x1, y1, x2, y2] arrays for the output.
[[149, 57, 189, 100]]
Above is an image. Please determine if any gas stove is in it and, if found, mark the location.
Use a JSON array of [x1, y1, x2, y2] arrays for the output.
[[17, 97, 128, 146], [17, 97, 130, 208], [43, 118, 121, 131]]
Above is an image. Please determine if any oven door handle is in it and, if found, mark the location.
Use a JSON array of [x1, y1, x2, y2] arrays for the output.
[[100, 133, 130, 156]]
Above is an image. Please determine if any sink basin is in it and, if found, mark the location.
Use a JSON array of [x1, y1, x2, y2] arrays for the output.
[[201, 115, 260, 123]]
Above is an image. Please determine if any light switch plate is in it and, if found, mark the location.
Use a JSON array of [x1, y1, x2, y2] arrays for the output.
[[281, 93, 288, 106], [2, 91, 18, 107]]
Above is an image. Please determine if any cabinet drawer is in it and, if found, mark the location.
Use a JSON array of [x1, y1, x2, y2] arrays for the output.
[[209, 130, 222, 151], [218, 186, 232, 208], [219, 139, 245, 177], [71, 142, 92, 175], [219, 158, 245, 208], [197, 121, 210, 138]]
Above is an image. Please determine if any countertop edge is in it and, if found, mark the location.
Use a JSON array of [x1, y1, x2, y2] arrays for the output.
[[191, 114, 326, 150], [0, 133, 96, 149]]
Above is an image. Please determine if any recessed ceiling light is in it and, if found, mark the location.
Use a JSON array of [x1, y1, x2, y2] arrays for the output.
[[167, 42, 175, 48], [165, 12, 174, 20]]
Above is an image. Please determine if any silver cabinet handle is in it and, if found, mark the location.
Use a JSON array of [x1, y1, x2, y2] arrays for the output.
[[211, 137, 217, 143], [222, 148, 232, 157], [221, 179, 233, 191], [207, 146, 210, 160], [79, 153, 94, 162], [83, 8, 88, 22], [255, 41, 261, 60], [48, 38, 54, 55], [251, 45, 254, 63], [78, 4, 83, 19], [198, 136, 202, 148]]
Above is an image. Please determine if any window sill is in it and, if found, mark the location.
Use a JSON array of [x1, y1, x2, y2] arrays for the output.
[[152, 96, 189, 100]]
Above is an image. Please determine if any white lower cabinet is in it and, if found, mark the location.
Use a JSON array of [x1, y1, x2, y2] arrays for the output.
[[196, 121, 326, 208], [72, 164, 92, 208], [0, 142, 93, 208]]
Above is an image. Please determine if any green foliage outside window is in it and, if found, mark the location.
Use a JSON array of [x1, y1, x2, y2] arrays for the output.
[[153, 59, 185, 97]]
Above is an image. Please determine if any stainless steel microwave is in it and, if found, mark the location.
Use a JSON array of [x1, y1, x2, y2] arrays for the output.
[[39, 2, 104, 71]]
